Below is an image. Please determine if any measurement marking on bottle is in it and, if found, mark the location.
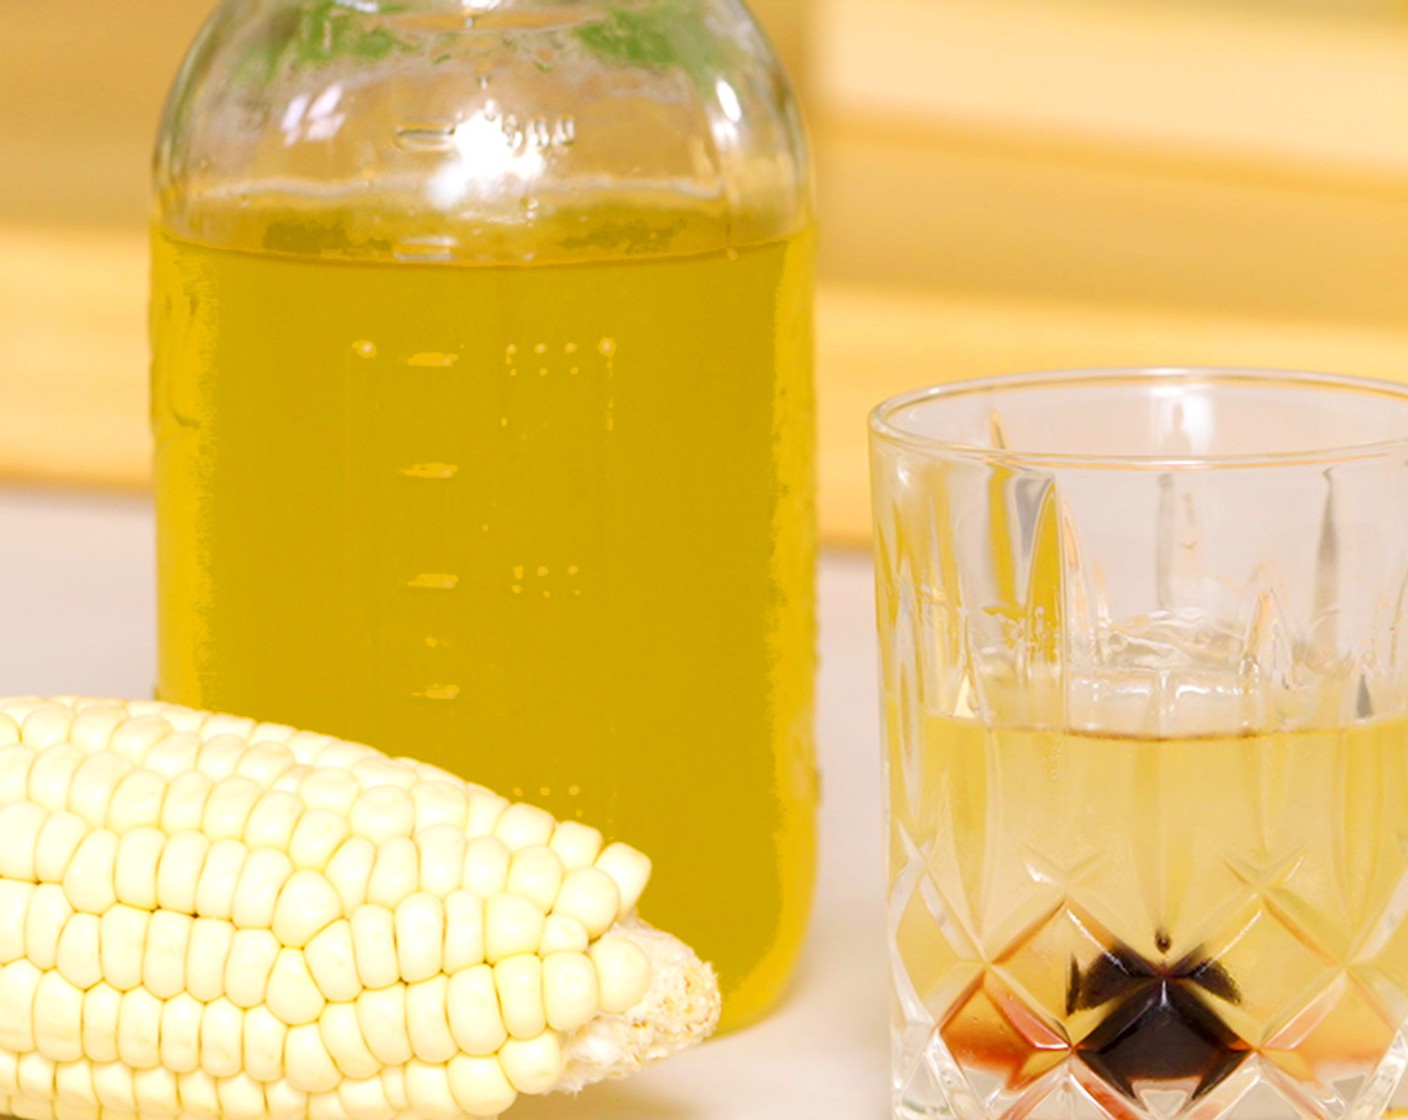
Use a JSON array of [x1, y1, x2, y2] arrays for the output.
[[407, 352, 458, 368], [408, 573, 460, 590], [401, 463, 460, 479], [394, 123, 456, 152], [394, 238, 456, 263], [412, 684, 462, 701]]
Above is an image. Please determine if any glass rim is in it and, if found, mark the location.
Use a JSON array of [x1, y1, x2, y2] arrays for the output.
[[868, 366, 1408, 470]]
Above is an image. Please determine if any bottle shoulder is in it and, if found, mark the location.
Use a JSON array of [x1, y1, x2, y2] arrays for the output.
[[156, 0, 812, 263]]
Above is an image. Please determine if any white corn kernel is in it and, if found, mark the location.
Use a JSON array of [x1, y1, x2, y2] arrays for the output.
[[507, 846, 564, 913], [394, 893, 444, 982], [446, 966, 506, 1056], [113, 827, 165, 910], [447, 1055, 516, 1118], [216, 1072, 267, 1120], [195, 734, 247, 781], [188, 838, 244, 921], [0, 880, 32, 963], [159, 770, 215, 834], [271, 765, 313, 794], [61, 830, 117, 916], [284, 1019, 342, 1093], [0, 744, 37, 804], [543, 951, 600, 1032], [441, 890, 485, 973], [80, 984, 120, 1064], [290, 809, 351, 872], [265, 1080, 309, 1120], [553, 866, 621, 938], [494, 955, 546, 1040], [349, 905, 398, 990], [53, 912, 101, 990], [91, 1060, 136, 1111], [498, 1033, 564, 1095], [65, 752, 133, 827], [312, 1089, 350, 1120], [324, 837, 376, 912], [242, 790, 304, 852], [413, 825, 466, 899], [53, 1060, 95, 1107], [404, 1061, 458, 1120], [176, 1067, 219, 1118], [184, 917, 234, 1003], [494, 804, 556, 851], [356, 986, 411, 1066], [484, 893, 546, 964], [548, 821, 604, 870], [461, 836, 510, 900], [366, 837, 418, 910], [155, 831, 210, 915], [349, 757, 417, 792], [338, 1076, 395, 1120], [349, 786, 416, 844], [116, 987, 163, 1069], [241, 1006, 287, 1084], [463, 788, 509, 837], [231, 847, 294, 930], [106, 769, 167, 833], [69, 705, 128, 756], [267, 949, 327, 1026], [0, 710, 19, 746], [305, 920, 361, 1003], [33, 814, 87, 885], [406, 975, 457, 1063], [539, 914, 590, 956], [199, 998, 243, 1078], [224, 929, 279, 1009], [319, 1003, 380, 1080], [296, 770, 361, 816], [273, 868, 342, 948], [27, 743, 84, 812], [0, 802, 47, 882], [142, 910, 193, 1000], [133, 1066, 182, 1117], [24, 885, 72, 970], [200, 715, 257, 742], [22, 707, 75, 751], [32, 972, 82, 1062], [595, 843, 652, 914], [201, 775, 263, 841], [233, 742, 298, 787], [112, 719, 182, 768], [0, 1048, 20, 1093], [15, 1049, 56, 1102], [98, 907, 148, 992], [409, 782, 468, 833], [308, 739, 375, 771], [591, 935, 652, 1014], [158, 993, 202, 1074]]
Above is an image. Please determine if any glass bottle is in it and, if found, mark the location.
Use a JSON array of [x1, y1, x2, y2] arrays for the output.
[[152, 0, 815, 1028]]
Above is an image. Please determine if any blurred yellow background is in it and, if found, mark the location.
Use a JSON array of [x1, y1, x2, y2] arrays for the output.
[[4, 0, 1408, 543]]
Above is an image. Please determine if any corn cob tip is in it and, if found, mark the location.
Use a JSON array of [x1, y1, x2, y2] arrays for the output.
[[558, 917, 721, 1092]]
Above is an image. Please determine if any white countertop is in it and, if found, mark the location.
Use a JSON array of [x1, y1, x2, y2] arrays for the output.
[[0, 488, 890, 1120]]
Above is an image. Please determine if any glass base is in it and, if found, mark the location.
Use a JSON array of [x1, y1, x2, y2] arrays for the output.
[[893, 1029, 1408, 1120]]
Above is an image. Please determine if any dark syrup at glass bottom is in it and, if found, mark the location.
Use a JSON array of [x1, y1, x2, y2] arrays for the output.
[[1071, 936, 1250, 1099]]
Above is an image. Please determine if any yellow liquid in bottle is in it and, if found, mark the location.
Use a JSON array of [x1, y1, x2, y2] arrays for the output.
[[151, 206, 817, 1029]]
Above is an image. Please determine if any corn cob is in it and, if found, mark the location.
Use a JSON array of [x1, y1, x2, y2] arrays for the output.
[[0, 697, 720, 1120]]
